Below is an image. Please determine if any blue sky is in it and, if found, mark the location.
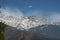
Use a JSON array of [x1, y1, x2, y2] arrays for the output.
[[1, 0, 60, 12], [0, 0, 60, 22]]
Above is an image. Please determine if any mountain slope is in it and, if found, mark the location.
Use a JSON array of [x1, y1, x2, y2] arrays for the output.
[[4, 25, 60, 40], [28, 24, 60, 39]]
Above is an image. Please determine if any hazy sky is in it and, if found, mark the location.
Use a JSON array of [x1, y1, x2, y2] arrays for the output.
[[0, 0, 60, 22]]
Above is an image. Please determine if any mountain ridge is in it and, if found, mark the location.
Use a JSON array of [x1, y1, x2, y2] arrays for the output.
[[0, 16, 49, 30]]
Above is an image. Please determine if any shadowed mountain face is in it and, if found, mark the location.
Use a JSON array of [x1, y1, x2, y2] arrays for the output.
[[28, 25, 60, 39], [4, 25, 60, 40]]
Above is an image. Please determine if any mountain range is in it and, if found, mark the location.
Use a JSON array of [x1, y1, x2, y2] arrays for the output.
[[0, 16, 60, 40]]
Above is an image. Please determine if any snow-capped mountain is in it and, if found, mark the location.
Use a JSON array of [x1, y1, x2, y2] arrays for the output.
[[0, 16, 49, 30], [0, 16, 60, 39]]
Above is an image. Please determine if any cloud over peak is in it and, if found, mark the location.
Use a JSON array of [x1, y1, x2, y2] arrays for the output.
[[0, 7, 24, 18], [48, 13, 60, 22], [0, 6, 60, 22]]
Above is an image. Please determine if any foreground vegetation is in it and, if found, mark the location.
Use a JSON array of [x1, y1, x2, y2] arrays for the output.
[[0, 22, 6, 40]]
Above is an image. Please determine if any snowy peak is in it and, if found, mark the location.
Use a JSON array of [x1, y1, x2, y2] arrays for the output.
[[20, 16, 49, 30], [0, 16, 49, 30], [28, 16, 49, 25]]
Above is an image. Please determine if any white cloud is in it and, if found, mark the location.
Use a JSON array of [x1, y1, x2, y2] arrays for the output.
[[47, 12, 60, 22], [0, 7, 24, 17], [28, 5, 32, 8]]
